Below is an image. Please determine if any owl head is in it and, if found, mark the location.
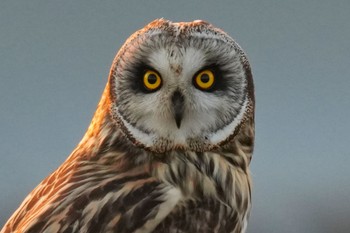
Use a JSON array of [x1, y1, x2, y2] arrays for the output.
[[108, 19, 254, 153]]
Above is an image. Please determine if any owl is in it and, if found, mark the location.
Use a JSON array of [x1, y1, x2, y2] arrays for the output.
[[1, 19, 255, 233]]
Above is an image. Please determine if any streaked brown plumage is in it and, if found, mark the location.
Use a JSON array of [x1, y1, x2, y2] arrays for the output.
[[1, 19, 255, 233]]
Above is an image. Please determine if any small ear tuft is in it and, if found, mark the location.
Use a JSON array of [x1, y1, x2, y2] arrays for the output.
[[146, 18, 171, 29]]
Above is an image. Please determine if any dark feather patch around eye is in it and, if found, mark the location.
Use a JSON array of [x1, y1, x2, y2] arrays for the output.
[[127, 62, 160, 93], [127, 62, 230, 94], [193, 64, 229, 92]]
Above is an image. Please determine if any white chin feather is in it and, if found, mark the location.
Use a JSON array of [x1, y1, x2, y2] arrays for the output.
[[207, 96, 248, 144], [114, 105, 157, 148]]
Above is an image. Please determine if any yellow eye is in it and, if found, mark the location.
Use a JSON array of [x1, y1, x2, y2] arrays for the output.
[[143, 70, 162, 91], [194, 69, 215, 90]]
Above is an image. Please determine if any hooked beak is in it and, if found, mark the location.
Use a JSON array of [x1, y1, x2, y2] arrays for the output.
[[171, 90, 185, 129]]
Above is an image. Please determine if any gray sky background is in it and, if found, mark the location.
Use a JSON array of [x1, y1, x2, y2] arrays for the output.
[[1, 1, 349, 232]]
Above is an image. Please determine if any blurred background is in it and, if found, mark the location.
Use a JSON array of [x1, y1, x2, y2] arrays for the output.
[[1, 1, 349, 232]]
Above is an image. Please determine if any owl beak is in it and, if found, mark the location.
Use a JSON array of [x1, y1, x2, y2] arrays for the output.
[[171, 90, 185, 129]]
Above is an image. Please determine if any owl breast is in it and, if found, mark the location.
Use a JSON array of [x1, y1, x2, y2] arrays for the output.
[[149, 148, 252, 233]]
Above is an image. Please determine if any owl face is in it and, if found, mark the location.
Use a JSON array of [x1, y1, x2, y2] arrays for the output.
[[110, 19, 253, 153]]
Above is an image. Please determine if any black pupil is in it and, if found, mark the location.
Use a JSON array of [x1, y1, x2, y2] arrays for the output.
[[200, 73, 210, 83], [147, 74, 157, 84]]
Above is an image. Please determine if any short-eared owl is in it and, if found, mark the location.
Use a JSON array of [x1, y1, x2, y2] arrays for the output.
[[1, 19, 255, 233]]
